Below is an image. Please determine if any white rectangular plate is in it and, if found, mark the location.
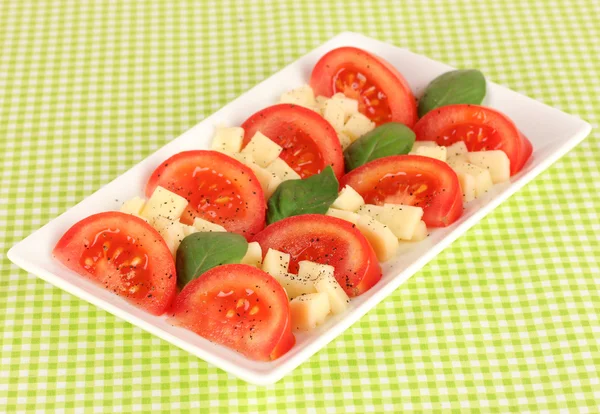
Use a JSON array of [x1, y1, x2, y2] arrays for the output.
[[8, 32, 591, 385]]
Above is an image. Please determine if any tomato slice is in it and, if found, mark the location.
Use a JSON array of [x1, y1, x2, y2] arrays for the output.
[[340, 155, 463, 227], [309, 47, 417, 127], [241, 104, 344, 180], [413, 104, 532, 175], [170, 264, 295, 361], [53, 212, 177, 315], [252, 214, 381, 297], [145, 150, 266, 240]]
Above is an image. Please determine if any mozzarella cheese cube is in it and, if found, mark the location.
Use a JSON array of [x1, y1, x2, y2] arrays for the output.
[[141, 186, 188, 222], [322, 100, 346, 132], [455, 170, 476, 203], [411, 220, 428, 241], [331, 93, 359, 121], [337, 132, 352, 150], [241, 241, 262, 268], [211, 126, 244, 154], [410, 141, 438, 153], [289, 292, 331, 331], [467, 150, 511, 183], [446, 141, 469, 162], [331, 185, 365, 212], [414, 145, 447, 162], [120, 197, 146, 216], [232, 152, 255, 165], [356, 215, 399, 262], [359, 203, 424, 241], [326, 208, 361, 224], [181, 224, 199, 237], [280, 85, 316, 109], [298, 261, 335, 283], [241, 131, 282, 167], [238, 159, 281, 200], [265, 158, 301, 181], [192, 217, 226, 232], [315, 95, 328, 112], [275, 272, 318, 299], [313, 267, 349, 315], [151, 216, 187, 256], [342, 112, 375, 141], [451, 161, 494, 199], [262, 248, 290, 278]]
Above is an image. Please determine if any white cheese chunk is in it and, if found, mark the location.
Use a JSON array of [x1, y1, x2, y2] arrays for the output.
[[211, 126, 244, 154], [342, 112, 375, 141], [326, 208, 361, 224], [331, 93, 360, 121], [410, 141, 438, 153], [274, 272, 318, 299], [414, 145, 447, 162], [262, 248, 290, 278], [240, 241, 262, 268], [446, 141, 469, 162], [141, 186, 188, 222], [322, 99, 346, 132], [358, 203, 424, 241], [192, 217, 226, 232], [241, 131, 283, 167], [280, 85, 316, 109], [120, 197, 146, 216], [467, 150, 511, 183], [331, 185, 365, 212], [411, 220, 428, 242], [451, 161, 494, 199], [355, 215, 398, 262], [151, 216, 187, 256], [289, 292, 331, 331], [265, 158, 301, 181], [313, 266, 349, 315], [337, 132, 353, 150]]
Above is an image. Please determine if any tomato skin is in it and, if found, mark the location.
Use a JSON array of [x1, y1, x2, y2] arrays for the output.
[[170, 264, 295, 361], [53, 212, 177, 315], [252, 214, 382, 296], [309, 47, 417, 127], [241, 104, 344, 180], [413, 104, 532, 175], [340, 155, 463, 227], [145, 150, 266, 240]]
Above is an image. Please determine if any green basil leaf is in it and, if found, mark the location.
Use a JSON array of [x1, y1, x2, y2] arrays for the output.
[[344, 122, 415, 171], [267, 166, 338, 224], [176, 232, 248, 288], [418, 69, 486, 117]]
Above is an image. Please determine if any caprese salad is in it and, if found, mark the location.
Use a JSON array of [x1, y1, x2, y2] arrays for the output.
[[53, 46, 532, 361]]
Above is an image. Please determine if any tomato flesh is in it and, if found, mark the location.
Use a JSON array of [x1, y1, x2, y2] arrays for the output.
[[145, 150, 266, 240], [340, 155, 463, 227], [333, 68, 393, 125], [413, 104, 532, 175], [170, 264, 295, 361], [310, 47, 417, 127], [241, 104, 344, 179], [53, 212, 177, 315], [252, 214, 381, 296]]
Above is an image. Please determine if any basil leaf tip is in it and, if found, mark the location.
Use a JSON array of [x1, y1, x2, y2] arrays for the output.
[[267, 166, 339, 224], [344, 122, 415, 171], [176, 232, 248, 288], [418, 69, 486, 117]]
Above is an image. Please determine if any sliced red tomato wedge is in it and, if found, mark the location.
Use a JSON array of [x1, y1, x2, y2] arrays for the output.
[[309, 47, 417, 127], [170, 264, 295, 361], [340, 155, 463, 227], [252, 214, 381, 297], [413, 104, 533, 175], [53, 212, 177, 315], [241, 104, 344, 180], [145, 150, 266, 240]]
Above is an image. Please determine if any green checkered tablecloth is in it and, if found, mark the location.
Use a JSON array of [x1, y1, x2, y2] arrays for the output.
[[1, 0, 599, 411]]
